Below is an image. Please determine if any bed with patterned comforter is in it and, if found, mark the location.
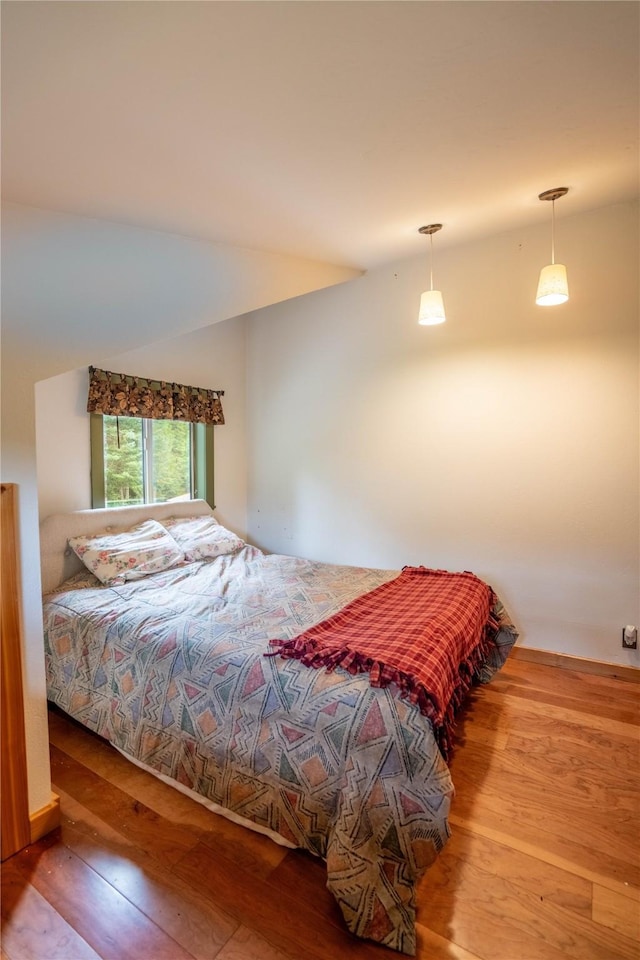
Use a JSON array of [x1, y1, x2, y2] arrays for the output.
[[42, 508, 517, 955]]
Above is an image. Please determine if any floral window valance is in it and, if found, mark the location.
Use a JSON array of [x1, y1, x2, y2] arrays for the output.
[[87, 366, 225, 425]]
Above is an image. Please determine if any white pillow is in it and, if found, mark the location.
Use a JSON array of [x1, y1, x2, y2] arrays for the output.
[[68, 519, 185, 586], [161, 515, 244, 561]]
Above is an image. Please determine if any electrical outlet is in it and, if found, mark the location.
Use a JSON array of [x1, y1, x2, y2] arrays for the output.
[[622, 625, 638, 649]]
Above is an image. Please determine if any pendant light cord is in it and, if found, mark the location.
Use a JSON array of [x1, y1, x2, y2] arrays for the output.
[[430, 233, 434, 291], [551, 199, 556, 265]]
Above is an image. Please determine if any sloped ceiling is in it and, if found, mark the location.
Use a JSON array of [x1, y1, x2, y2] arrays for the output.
[[1, 202, 358, 381]]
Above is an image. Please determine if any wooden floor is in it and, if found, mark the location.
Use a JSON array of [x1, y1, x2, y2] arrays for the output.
[[2, 658, 639, 960]]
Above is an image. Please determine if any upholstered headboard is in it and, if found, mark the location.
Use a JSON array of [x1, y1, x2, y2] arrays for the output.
[[40, 499, 214, 595]]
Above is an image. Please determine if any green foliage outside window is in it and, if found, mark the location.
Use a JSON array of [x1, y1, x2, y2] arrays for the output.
[[150, 419, 191, 503], [102, 416, 192, 507], [91, 413, 214, 510], [104, 417, 143, 506]]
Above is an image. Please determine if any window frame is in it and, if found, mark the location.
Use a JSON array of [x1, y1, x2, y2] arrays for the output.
[[90, 414, 214, 509]]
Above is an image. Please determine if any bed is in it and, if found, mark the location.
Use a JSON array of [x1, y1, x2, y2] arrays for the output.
[[41, 500, 517, 955]]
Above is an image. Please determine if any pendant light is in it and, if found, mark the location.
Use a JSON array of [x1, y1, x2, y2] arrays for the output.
[[418, 224, 446, 325], [536, 187, 569, 306]]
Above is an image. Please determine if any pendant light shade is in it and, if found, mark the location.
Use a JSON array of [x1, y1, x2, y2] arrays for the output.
[[418, 224, 446, 325], [418, 289, 446, 325], [536, 263, 569, 306], [536, 187, 569, 306]]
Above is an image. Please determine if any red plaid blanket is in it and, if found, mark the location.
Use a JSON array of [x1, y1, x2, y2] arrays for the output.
[[268, 566, 498, 758]]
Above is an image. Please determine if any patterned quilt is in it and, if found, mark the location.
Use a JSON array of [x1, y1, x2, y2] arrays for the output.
[[43, 545, 517, 955], [269, 566, 500, 758]]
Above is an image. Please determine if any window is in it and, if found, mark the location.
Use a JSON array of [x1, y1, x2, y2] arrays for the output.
[[90, 414, 214, 509], [86, 365, 223, 511]]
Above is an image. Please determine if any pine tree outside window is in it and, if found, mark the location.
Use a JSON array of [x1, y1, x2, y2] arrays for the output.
[[90, 415, 214, 509]]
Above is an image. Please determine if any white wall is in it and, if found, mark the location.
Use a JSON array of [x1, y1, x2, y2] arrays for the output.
[[1, 380, 53, 815], [35, 369, 92, 520], [246, 200, 639, 667], [36, 316, 248, 537]]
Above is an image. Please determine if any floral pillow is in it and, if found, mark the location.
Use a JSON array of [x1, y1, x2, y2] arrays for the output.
[[68, 519, 185, 586], [161, 515, 244, 561]]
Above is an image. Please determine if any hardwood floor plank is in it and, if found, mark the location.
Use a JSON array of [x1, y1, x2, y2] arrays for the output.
[[418, 835, 638, 960], [113, 765, 288, 881], [50, 743, 203, 867], [451, 771, 639, 893], [215, 925, 301, 960], [486, 739, 635, 854], [492, 656, 639, 694], [54, 787, 239, 959], [415, 924, 484, 960], [422, 825, 593, 917], [484, 678, 639, 731], [267, 847, 347, 928], [592, 884, 640, 941], [480, 686, 639, 740], [173, 840, 391, 960], [452, 698, 510, 751], [9, 834, 196, 960], [447, 709, 640, 894], [1, 858, 101, 960], [448, 813, 640, 903], [503, 716, 640, 774]]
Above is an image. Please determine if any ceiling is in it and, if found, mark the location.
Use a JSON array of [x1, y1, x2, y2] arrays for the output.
[[2, 1, 638, 270]]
